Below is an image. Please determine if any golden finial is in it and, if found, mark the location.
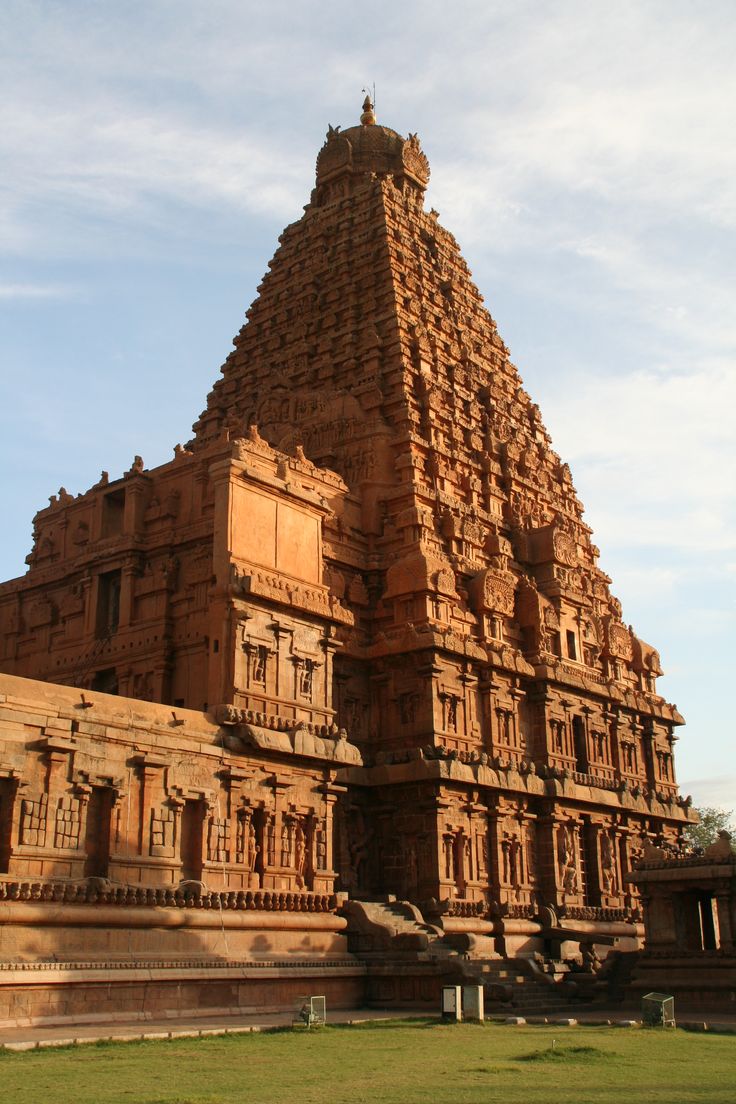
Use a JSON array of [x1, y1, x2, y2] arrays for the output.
[[360, 92, 376, 126]]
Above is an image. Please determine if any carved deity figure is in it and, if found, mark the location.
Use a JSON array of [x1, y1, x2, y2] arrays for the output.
[[347, 807, 371, 891], [562, 862, 578, 896], [247, 819, 259, 872], [509, 837, 522, 890], [280, 822, 292, 867], [442, 835, 453, 881], [463, 836, 473, 883], [294, 822, 307, 887], [600, 832, 618, 895], [477, 834, 489, 879], [558, 824, 579, 895], [501, 838, 511, 885]]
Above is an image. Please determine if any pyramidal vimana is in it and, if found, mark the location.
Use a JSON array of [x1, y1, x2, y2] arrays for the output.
[[0, 98, 692, 1023]]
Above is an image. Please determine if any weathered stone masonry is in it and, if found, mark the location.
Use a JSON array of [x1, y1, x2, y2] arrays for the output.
[[0, 97, 694, 1022]]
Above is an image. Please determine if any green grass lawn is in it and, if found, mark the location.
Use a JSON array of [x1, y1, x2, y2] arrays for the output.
[[1, 1020, 733, 1104]]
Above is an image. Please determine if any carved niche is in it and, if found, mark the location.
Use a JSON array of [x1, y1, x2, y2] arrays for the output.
[[469, 569, 516, 617], [551, 527, 578, 567], [402, 133, 430, 186], [606, 620, 634, 662]]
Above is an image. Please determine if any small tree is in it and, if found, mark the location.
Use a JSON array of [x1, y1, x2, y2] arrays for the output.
[[684, 806, 734, 851]]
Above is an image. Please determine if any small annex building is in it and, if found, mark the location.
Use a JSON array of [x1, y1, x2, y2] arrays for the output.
[[0, 98, 695, 1026], [627, 832, 736, 1009]]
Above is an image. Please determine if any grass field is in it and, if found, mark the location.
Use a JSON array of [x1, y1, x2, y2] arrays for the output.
[[1, 1019, 733, 1104]]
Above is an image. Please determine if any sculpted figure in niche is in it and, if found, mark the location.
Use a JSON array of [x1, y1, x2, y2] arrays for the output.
[[600, 832, 618, 894], [558, 824, 578, 895], [245, 818, 259, 872], [251, 645, 268, 686], [346, 807, 371, 892], [582, 617, 602, 667], [443, 835, 454, 881], [294, 822, 307, 887], [405, 839, 418, 894], [524, 840, 534, 889], [464, 835, 473, 882], [510, 837, 522, 894], [399, 692, 416, 725], [281, 822, 292, 867], [562, 860, 578, 896], [476, 834, 489, 878], [502, 838, 511, 884]]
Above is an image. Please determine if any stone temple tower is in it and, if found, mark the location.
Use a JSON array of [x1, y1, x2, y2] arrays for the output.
[[0, 98, 692, 978], [190, 96, 691, 940]]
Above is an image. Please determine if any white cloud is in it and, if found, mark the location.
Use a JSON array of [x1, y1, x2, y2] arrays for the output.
[[608, 565, 683, 598], [0, 0, 734, 794], [538, 361, 736, 556], [679, 777, 736, 812], [0, 105, 307, 245], [0, 282, 75, 299]]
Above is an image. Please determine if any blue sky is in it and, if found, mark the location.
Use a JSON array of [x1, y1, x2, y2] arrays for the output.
[[1, 1, 734, 810]]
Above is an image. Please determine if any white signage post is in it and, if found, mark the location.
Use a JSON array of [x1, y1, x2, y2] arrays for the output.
[[441, 985, 462, 1022], [462, 985, 485, 1022]]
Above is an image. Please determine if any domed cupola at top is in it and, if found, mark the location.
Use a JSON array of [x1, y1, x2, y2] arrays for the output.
[[315, 95, 430, 198]]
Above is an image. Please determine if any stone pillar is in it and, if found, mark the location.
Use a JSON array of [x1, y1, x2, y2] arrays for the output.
[[316, 779, 344, 894], [271, 620, 289, 706], [322, 627, 340, 720], [510, 686, 525, 760], [134, 758, 168, 860], [478, 670, 499, 755], [533, 812, 560, 907], [123, 476, 147, 536], [715, 892, 734, 952], [107, 782, 129, 873], [0, 773, 19, 874]]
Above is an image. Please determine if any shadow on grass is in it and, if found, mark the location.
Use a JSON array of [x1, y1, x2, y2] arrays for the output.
[[516, 1045, 609, 1063]]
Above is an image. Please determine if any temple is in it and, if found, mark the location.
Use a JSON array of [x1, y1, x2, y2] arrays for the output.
[[0, 98, 695, 1025]]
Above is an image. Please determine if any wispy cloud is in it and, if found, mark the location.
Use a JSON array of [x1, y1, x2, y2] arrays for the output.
[[679, 777, 736, 812], [0, 106, 307, 250], [538, 360, 736, 557], [0, 0, 734, 797], [0, 282, 75, 300]]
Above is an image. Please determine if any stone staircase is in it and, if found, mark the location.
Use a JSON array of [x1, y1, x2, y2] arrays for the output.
[[342, 898, 610, 1015], [341, 897, 457, 959], [455, 956, 581, 1015]]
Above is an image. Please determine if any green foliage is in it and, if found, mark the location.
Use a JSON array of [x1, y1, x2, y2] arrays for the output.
[[685, 806, 735, 851], [1, 1022, 735, 1104]]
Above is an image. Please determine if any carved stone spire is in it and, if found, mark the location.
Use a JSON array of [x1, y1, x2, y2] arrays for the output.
[[360, 94, 376, 126]]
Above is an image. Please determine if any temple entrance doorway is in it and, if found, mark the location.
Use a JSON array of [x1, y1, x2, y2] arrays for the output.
[[181, 799, 205, 882], [0, 777, 16, 873], [678, 890, 720, 950], [84, 787, 113, 878]]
